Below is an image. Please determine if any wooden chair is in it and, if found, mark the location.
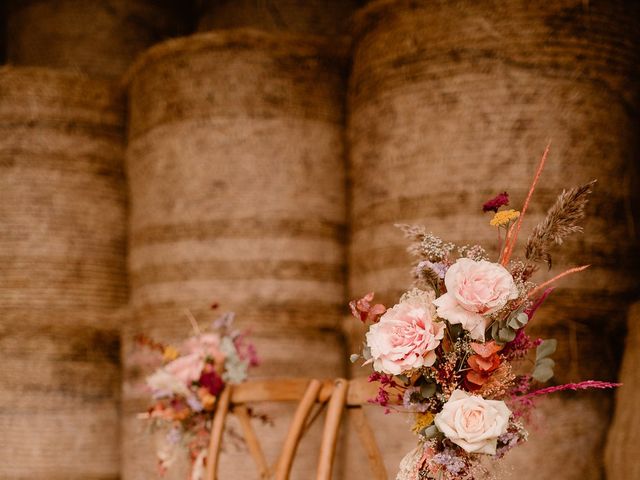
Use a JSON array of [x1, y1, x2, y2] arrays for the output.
[[205, 377, 387, 480], [344, 377, 387, 480]]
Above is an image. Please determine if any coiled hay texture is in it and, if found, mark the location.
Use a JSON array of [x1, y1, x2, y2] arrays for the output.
[[6, 0, 188, 78], [0, 67, 126, 479], [123, 30, 349, 479], [196, 0, 358, 37]]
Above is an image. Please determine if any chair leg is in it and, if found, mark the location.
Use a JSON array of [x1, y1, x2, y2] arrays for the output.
[[233, 404, 271, 479], [205, 386, 232, 480], [275, 379, 323, 480], [316, 378, 348, 480], [349, 406, 387, 480]]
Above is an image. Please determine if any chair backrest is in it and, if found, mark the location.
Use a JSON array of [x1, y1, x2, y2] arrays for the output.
[[205, 377, 387, 480]]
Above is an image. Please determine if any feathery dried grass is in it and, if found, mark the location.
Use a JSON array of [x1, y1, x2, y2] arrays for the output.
[[525, 180, 596, 268]]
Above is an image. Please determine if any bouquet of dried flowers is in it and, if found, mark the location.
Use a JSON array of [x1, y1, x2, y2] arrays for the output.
[[138, 307, 258, 480], [349, 146, 619, 480]]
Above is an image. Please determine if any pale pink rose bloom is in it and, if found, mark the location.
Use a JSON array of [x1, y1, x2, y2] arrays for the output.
[[183, 333, 225, 366], [365, 291, 445, 375], [434, 389, 511, 455], [164, 353, 204, 386], [433, 258, 518, 341]]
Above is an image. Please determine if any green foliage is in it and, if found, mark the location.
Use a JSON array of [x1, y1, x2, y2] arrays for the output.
[[532, 339, 557, 382]]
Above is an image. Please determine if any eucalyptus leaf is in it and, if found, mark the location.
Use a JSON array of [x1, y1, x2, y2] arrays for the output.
[[498, 326, 516, 343], [421, 425, 439, 439], [491, 322, 501, 340], [532, 357, 556, 382], [396, 374, 409, 384], [508, 312, 529, 329], [518, 312, 529, 326], [350, 354, 360, 364], [362, 344, 372, 361], [536, 339, 557, 361], [420, 382, 436, 399]]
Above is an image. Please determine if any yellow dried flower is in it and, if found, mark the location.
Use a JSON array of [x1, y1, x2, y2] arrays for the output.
[[490, 209, 520, 227], [411, 412, 434, 433], [162, 346, 179, 362]]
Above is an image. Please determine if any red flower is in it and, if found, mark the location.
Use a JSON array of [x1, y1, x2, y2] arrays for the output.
[[199, 368, 225, 396], [349, 292, 386, 323], [482, 192, 510, 213]]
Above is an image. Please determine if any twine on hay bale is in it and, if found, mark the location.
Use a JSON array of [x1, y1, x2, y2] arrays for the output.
[[605, 302, 640, 480], [347, 0, 639, 478], [195, 0, 359, 37], [0, 67, 126, 479], [5, 0, 189, 78], [123, 29, 349, 480]]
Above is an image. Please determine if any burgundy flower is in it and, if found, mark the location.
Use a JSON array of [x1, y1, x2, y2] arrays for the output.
[[482, 192, 510, 213], [199, 369, 225, 396]]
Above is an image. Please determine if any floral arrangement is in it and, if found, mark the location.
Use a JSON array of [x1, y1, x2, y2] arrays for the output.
[[349, 147, 620, 480], [138, 307, 258, 480]]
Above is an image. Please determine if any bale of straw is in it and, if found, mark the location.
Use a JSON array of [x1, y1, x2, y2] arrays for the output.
[[5, 0, 188, 78], [605, 302, 640, 480], [0, 67, 126, 479], [196, 0, 358, 37], [347, 0, 639, 477], [123, 30, 349, 479]]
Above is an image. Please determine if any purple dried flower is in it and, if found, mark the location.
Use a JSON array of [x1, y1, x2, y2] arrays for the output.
[[483, 192, 510, 213], [417, 260, 447, 279], [402, 387, 430, 413], [432, 448, 466, 474]]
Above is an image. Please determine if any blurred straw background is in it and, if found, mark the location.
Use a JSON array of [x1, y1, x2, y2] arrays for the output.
[[0, 1, 638, 479]]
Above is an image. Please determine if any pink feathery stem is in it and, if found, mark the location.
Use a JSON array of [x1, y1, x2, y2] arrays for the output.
[[520, 381, 621, 400], [525, 287, 555, 321], [501, 143, 550, 266], [526, 265, 589, 300]]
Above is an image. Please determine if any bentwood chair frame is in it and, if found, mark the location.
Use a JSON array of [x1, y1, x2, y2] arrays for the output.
[[205, 377, 388, 480]]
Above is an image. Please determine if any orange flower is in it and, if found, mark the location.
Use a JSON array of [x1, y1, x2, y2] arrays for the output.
[[466, 341, 503, 389]]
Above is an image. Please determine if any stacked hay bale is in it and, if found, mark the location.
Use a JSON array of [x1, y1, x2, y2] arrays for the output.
[[605, 302, 640, 479], [5, 0, 188, 78], [0, 68, 126, 479], [196, 0, 358, 37], [347, 0, 639, 478], [123, 30, 348, 479]]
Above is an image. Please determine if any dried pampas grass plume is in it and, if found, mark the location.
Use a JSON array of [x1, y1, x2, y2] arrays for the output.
[[525, 180, 596, 268]]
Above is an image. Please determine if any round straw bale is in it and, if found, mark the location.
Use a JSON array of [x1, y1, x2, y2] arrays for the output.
[[347, 0, 639, 477], [0, 67, 126, 479], [196, 0, 358, 37], [6, 0, 189, 78], [123, 30, 348, 479], [605, 302, 640, 480]]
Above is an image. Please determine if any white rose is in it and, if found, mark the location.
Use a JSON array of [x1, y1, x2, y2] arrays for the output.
[[366, 291, 445, 375], [433, 258, 519, 340], [146, 369, 191, 398], [434, 389, 511, 455]]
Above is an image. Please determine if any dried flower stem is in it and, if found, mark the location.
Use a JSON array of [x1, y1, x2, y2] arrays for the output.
[[519, 380, 621, 399], [525, 180, 596, 267], [501, 143, 550, 265], [526, 265, 590, 300], [184, 309, 202, 335]]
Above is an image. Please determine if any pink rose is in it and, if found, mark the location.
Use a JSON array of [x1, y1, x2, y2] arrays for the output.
[[434, 389, 511, 455], [365, 291, 445, 375], [433, 258, 518, 340], [183, 333, 225, 366], [164, 353, 204, 386]]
